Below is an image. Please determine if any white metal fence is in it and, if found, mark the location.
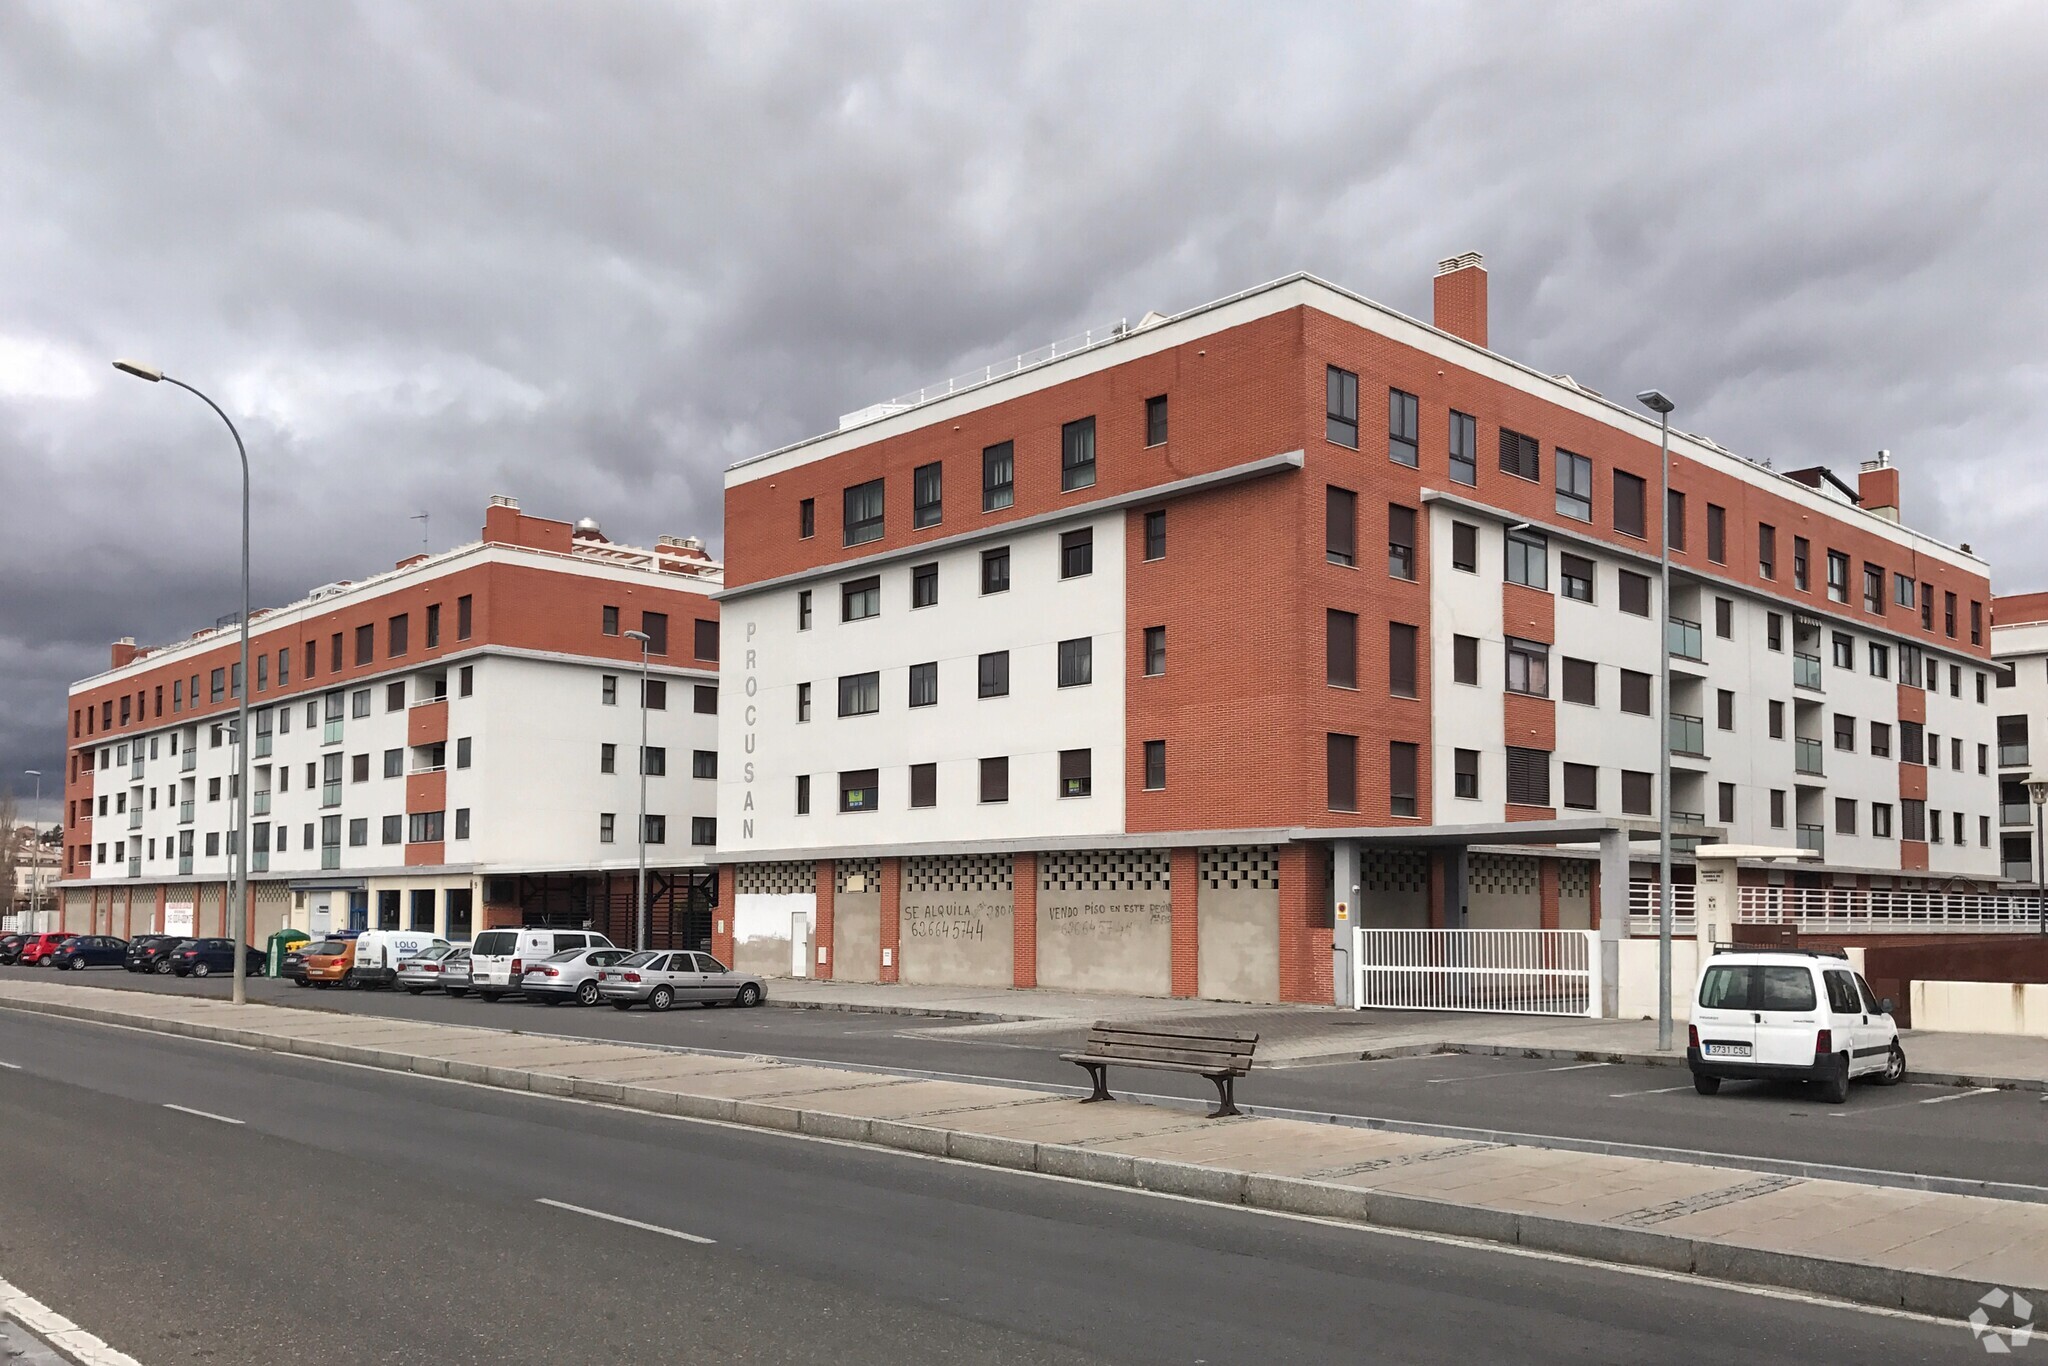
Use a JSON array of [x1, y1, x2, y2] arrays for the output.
[[1354, 928, 1599, 1017], [1737, 885, 2048, 934]]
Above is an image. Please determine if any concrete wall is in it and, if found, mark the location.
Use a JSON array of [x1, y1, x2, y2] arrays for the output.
[[1466, 854, 1540, 929], [1912, 980, 2048, 1036], [1559, 859, 1594, 931], [1358, 850, 1429, 928], [733, 890, 812, 978], [1197, 885, 1279, 1002], [1617, 939, 1865, 1020], [833, 891, 880, 982], [1034, 849, 1173, 995], [899, 889, 1014, 985]]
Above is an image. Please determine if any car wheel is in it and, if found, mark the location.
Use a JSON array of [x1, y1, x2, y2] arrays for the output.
[[445, 988, 467, 998], [536, 993, 558, 1005], [406, 986, 424, 996], [612, 1001, 634, 1011], [155, 959, 173, 975], [1692, 1072, 1720, 1096], [295, 979, 310, 988], [479, 990, 500, 1003], [192, 962, 211, 978], [1819, 1060, 1850, 1105], [736, 983, 763, 1008], [1880, 1042, 1907, 1086], [649, 985, 675, 1013], [576, 980, 600, 1007]]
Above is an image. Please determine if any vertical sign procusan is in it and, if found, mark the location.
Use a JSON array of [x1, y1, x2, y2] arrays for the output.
[[739, 619, 758, 841]]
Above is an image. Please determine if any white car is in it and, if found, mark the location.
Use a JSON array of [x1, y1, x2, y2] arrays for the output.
[[520, 947, 634, 1006], [352, 930, 450, 988], [468, 928, 616, 1002], [1688, 948, 1905, 1103]]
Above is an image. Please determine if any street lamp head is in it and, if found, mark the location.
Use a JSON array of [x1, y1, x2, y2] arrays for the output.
[[2029, 779, 2048, 806], [1636, 389, 1676, 415], [23, 769, 39, 777], [624, 630, 651, 643], [112, 358, 164, 383]]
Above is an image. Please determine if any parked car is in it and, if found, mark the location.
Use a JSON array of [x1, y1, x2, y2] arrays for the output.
[[351, 930, 449, 989], [52, 935, 129, 970], [396, 944, 461, 994], [440, 947, 473, 998], [0, 933, 30, 965], [1688, 947, 1905, 1103], [520, 947, 634, 1006], [125, 935, 183, 973], [468, 928, 616, 1002], [279, 942, 314, 984], [298, 939, 355, 988], [16, 932, 76, 967], [167, 938, 262, 979], [598, 950, 766, 1012]]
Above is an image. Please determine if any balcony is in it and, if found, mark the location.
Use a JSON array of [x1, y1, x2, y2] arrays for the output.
[[1794, 737, 1824, 777], [324, 718, 344, 745], [1666, 617, 1703, 661], [321, 845, 341, 871], [1794, 652, 1822, 691], [251, 851, 270, 874], [127, 809, 142, 830], [2003, 802, 2032, 827], [130, 754, 144, 778], [2005, 860, 2034, 883], [1668, 713, 1705, 757], [253, 790, 271, 816], [254, 734, 272, 758], [179, 799, 194, 825], [178, 854, 193, 876], [181, 750, 197, 772], [1796, 824, 1825, 856], [127, 857, 141, 878], [321, 782, 342, 808], [2000, 744, 2031, 768], [1673, 810, 1706, 854]]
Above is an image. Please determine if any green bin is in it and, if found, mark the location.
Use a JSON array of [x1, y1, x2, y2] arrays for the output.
[[267, 928, 311, 978]]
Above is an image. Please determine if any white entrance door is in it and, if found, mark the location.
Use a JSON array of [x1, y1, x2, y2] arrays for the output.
[[789, 912, 811, 977]]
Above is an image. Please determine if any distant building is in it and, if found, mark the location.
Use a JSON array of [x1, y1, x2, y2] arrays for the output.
[[1991, 593, 2048, 881]]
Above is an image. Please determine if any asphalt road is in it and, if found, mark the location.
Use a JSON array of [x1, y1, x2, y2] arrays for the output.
[[0, 1010, 1979, 1364], [12, 963, 2040, 1190]]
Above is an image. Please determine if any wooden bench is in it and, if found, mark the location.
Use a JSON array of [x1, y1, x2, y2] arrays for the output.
[[1059, 1021, 1259, 1118]]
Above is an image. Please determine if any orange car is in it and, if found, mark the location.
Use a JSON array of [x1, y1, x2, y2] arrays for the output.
[[298, 938, 356, 988]]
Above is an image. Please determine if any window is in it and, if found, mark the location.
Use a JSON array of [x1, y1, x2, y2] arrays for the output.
[[797, 682, 811, 722], [459, 665, 473, 698], [1999, 714, 2029, 766], [1145, 394, 1169, 447], [1622, 770, 1653, 817], [799, 497, 815, 539], [1901, 799, 1926, 842], [1666, 489, 1687, 551], [1389, 623, 1418, 698], [841, 769, 879, 812], [1327, 733, 1358, 811], [1758, 523, 1777, 579], [838, 672, 880, 717], [691, 750, 717, 779], [1834, 714, 1856, 751], [1832, 632, 1854, 669], [1555, 450, 1592, 520], [1060, 527, 1094, 578], [1563, 762, 1596, 810], [1453, 634, 1479, 686], [1770, 789, 1787, 829], [1559, 553, 1593, 603], [1971, 599, 1983, 645], [1621, 669, 1652, 716], [1448, 411, 1477, 485], [602, 605, 620, 636], [690, 817, 716, 847], [982, 441, 1014, 511], [1767, 612, 1783, 651], [1949, 663, 1961, 698], [1059, 749, 1092, 799], [1143, 740, 1167, 791], [1505, 527, 1547, 589], [843, 479, 885, 546], [1618, 569, 1650, 617], [910, 763, 936, 808], [388, 613, 410, 657], [1792, 538, 1810, 591], [1869, 642, 1890, 678], [256, 655, 268, 692], [1715, 597, 1733, 638], [1706, 503, 1726, 564], [908, 661, 937, 707], [1826, 550, 1850, 603], [797, 590, 812, 630], [1451, 521, 1477, 572], [979, 757, 1009, 804], [351, 689, 370, 719], [1387, 504, 1416, 580], [1998, 664, 2017, 689], [1326, 486, 1357, 566], [1901, 721, 1926, 766], [1873, 803, 1892, 838], [978, 652, 1010, 698], [380, 814, 402, 846], [642, 814, 666, 845], [639, 610, 668, 656], [352, 753, 371, 783], [1614, 470, 1646, 538], [1455, 749, 1480, 800], [383, 748, 403, 778], [330, 633, 343, 672], [600, 743, 616, 774], [1718, 782, 1736, 824], [1952, 736, 1964, 770], [1387, 388, 1418, 467], [1898, 643, 1920, 686], [842, 575, 880, 622], [1499, 427, 1539, 480], [643, 679, 668, 710], [1143, 625, 1166, 677], [386, 681, 405, 712], [1946, 591, 1958, 637], [694, 618, 719, 662], [981, 547, 1010, 594], [1863, 564, 1884, 614], [1058, 637, 1093, 688], [1506, 637, 1549, 696], [1871, 721, 1891, 757], [1326, 366, 1358, 447], [1389, 742, 1418, 816], [1895, 573, 1915, 608], [408, 811, 445, 844], [1326, 611, 1358, 688], [913, 461, 943, 528], [1979, 742, 1989, 775], [795, 775, 810, 815], [641, 746, 667, 776], [352, 623, 373, 667], [347, 818, 368, 848], [1770, 700, 1786, 739], [1506, 747, 1551, 807], [1133, 508, 1165, 562], [210, 668, 226, 703], [1562, 657, 1596, 706], [1061, 416, 1096, 491]]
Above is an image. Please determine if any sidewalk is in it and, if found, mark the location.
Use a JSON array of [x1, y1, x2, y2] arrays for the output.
[[768, 978, 2048, 1086], [4, 977, 2043, 1320]]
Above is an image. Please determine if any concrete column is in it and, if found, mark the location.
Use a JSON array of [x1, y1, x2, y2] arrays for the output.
[[1331, 839, 1360, 1008], [1597, 828, 1630, 1018], [712, 864, 735, 965], [1694, 850, 1738, 946]]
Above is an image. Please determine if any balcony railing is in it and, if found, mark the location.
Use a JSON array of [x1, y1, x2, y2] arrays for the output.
[[2004, 860, 2034, 883], [2003, 802, 2031, 827], [320, 846, 341, 871], [178, 800, 194, 825], [253, 791, 271, 816], [181, 750, 197, 772], [2000, 744, 2031, 768], [1794, 652, 1822, 691], [324, 719, 344, 744], [1794, 737, 1824, 776], [1672, 810, 1706, 854], [128, 809, 142, 830], [1669, 714, 1705, 756], [251, 851, 270, 873], [178, 855, 193, 876], [1666, 617, 1704, 661], [130, 755, 144, 778], [321, 782, 342, 808], [254, 734, 272, 758], [1796, 824, 1825, 856], [127, 857, 141, 878]]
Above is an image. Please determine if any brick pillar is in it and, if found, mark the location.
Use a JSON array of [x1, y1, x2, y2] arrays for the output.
[[879, 857, 901, 983], [244, 879, 257, 945], [814, 860, 835, 980], [1170, 847, 1200, 998], [1276, 844, 1333, 1004], [1427, 850, 1449, 928], [156, 884, 168, 936], [1539, 859, 1560, 930], [1587, 859, 1601, 931], [1012, 852, 1037, 988], [712, 865, 736, 964]]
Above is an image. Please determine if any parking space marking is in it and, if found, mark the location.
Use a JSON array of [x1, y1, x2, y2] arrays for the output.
[[0, 1061, 20, 1070], [537, 1198, 715, 1244], [1920, 1086, 2001, 1105], [1608, 1084, 1693, 1098], [1428, 1062, 1609, 1085], [162, 1103, 243, 1126]]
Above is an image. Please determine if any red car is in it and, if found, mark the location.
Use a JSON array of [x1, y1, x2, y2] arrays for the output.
[[16, 932, 77, 966]]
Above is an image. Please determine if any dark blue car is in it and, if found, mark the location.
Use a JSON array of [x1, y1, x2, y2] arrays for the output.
[[168, 938, 263, 978], [52, 935, 128, 970]]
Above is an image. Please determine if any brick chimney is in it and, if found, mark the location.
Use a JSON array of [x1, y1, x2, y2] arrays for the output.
[[1858, 451, 1900, 524], [110, 637, 139, 669], [1433, 252, 1488, 348]]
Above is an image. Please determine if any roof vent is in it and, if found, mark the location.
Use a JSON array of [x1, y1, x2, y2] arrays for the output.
[[573, 517, 606, 542], [488, 494, 520, 510], [1436, 251, 1485, 275]]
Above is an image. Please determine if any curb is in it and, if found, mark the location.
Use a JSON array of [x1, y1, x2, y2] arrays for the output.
[[1429, 1040, 2048, 1093], [766, 998, 1030, 1023], [3, 993, 2035, 1322]]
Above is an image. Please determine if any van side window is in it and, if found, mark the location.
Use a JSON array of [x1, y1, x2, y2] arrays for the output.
[[1824, 971, 1862, 1014], [1759, 967, 1818, 1011]]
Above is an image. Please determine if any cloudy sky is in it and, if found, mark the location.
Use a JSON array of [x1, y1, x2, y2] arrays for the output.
[[4, 1, 2047, 818]]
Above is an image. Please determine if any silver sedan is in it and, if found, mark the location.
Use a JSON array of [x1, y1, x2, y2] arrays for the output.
[[598, 950, 766, 1012], [521, 947, 634, 1006], [396, 944, 461, 995], [440, 947, 473, 997]]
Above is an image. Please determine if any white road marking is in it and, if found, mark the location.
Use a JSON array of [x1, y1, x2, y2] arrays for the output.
[[1428, 1062, 1609, 1085], [162, 1103, 243, 1126], [536, 1198, 715, 1244], [1920, 1086, 2001, 1105], [1608, 1084, 1694, 1098], [0, 1060, 21, 1069], [0, 1269, 147, 1365]]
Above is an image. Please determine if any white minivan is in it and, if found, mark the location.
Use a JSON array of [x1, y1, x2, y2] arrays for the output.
[[350, 930, 450, 988], [1688, 948, 1905, 1103], [468, 928, 616, 1001]]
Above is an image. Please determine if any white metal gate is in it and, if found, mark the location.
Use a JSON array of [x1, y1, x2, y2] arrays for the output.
[[1354, 928, 1599, 1017]]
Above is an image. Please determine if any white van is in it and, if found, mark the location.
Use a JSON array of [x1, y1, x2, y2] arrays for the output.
[[468, 928, 616, 1001], [351, 930, 450, 988], [1688, 948, 1905, 1103]]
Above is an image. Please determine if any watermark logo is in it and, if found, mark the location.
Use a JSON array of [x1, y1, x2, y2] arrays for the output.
[[1970, 1288, 2035, 1354]]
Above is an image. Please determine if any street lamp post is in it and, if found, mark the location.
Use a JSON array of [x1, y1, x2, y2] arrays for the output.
[[2030, 780, 2048, 935], [1637, 388, 1678, 1052], [624, 630, 653, 952], [24, 770, 42, 926], [114, 360, 253, 1006]]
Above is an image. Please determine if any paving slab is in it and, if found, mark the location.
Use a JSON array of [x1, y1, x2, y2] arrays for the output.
[[793, 1078, 1049, 1121], [956, 1099, 1222, 1146], [652, 1064, 897, 1101]]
